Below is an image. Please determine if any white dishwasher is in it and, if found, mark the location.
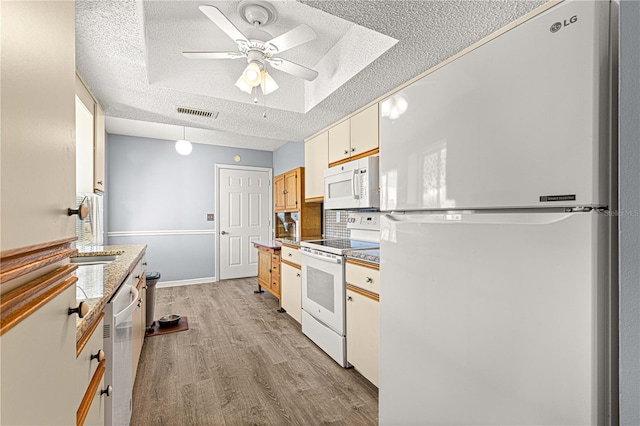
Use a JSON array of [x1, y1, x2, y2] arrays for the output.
[[104, 277, 139, 426]]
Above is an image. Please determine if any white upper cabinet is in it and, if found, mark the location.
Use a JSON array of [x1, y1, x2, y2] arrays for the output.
[[328, 104, 380, 166], [304, 131, 329, 201], [328, 119, 351, 165]]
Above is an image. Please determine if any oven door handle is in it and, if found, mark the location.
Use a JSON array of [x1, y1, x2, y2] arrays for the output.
[[114, 286, 139, 326], [301, 250, 341, 264]]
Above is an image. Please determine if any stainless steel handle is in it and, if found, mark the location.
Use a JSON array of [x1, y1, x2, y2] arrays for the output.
[[220, 231, 228, 235]]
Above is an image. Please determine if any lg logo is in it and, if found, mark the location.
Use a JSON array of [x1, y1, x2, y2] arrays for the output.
[[550, 15, 578, 33]]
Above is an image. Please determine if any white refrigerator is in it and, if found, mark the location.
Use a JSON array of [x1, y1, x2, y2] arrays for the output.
[[379, 1, 616, 425]]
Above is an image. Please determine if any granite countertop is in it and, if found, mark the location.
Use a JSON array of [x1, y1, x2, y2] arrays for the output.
[[252, 240, 282, 249], [345, 248, 380, 264], [74, 244, 147, 342]]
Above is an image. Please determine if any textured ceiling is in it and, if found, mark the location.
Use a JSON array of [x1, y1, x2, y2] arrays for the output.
[[75, 0, 546, 151]]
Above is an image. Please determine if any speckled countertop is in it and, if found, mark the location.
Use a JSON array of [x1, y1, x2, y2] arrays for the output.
[[277, 238, 301, 247], [345, 248, 380, 264], [252, 240, 282, 249], [74, 244, 147, 342]]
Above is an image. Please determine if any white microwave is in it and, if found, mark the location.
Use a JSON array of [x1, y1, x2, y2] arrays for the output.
[[323, 156, 380, 210]]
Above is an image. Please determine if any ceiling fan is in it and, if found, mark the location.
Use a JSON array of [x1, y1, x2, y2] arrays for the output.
[[183, 2, 319, 95]]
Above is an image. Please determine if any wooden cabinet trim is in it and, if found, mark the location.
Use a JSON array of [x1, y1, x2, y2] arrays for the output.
[[304, 196, 324, 203], [346, 284, 380, 302], [76, 359, 106, 426], [76, 311, 105, 357], [345, 257, 380, 270], [1, 272, 77, 335], [281, 259, 301, 270], [328, 147, 380, 168], [1, 237, 77, 284]]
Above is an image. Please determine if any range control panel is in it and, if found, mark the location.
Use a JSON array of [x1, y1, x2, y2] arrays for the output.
[[346, 212, 380, 231]]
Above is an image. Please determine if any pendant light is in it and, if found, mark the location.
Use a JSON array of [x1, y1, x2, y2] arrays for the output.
[[175, 126, 192, 156]]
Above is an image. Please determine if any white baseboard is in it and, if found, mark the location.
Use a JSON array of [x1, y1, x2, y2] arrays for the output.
[[156, 277, 216, 288]]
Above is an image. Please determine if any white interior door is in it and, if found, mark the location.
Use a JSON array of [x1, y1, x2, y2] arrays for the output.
[[218, 166, 271, 280]]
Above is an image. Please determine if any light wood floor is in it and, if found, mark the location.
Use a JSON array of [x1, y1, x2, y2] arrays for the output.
[[131, 278, 378, 425]]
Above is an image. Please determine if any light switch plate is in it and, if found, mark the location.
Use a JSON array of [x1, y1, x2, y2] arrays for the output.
[[207, 214, 214, 221]]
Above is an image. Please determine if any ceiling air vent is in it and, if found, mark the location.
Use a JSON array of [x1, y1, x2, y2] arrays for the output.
[[176, 106, 218, 119]]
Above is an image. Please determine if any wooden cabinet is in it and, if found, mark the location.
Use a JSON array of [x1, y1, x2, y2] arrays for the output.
[[280, 245, 302, 324], [274, 169, 300, 212], [273, 168, 322, 240], [346, 259, 380, 387], [328, 104, 380, 167], [132, 257, 146, 384], [274, 174, 286, 211], [1, 284, 78, 425], [284, 170, 299, 210], [256, 244, 281, 302], [304, 131, 329, 201]]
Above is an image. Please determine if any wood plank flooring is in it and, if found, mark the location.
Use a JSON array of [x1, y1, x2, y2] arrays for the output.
[[131, 278, 378, 426]]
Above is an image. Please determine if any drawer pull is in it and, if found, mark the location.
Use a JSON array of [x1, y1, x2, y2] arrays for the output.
[[137, 300, 142, 308], [365, 277, 373, 283], [101, 385, 113, 397], [347, 296, 353, 301], [296, 273, 301, 277], [143, 262, 148, 266], [288, 253, 292, 257], [68, 301, 88, 318], [91, 349, 105, 363]]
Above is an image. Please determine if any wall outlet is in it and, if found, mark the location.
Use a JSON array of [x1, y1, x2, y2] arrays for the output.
[[207, 214, 214, 221]]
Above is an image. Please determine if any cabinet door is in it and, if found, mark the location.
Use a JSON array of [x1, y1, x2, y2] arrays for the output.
[[304, 131, 328, 200], [281, 263, 302, 324], [346, 289, 380, 387], [328, 119, 351, 165], [284, 170, 298, 210], [0, 284, 77, 425], [274, 174, 285, 212], [94, 103, 105, 193], [257, 249, 272, 288], [350, 103, 379, 157]]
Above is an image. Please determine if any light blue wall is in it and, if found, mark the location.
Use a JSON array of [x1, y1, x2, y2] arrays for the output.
[[273, 141, 304, 176], [106, 134, 272, 282], [619, 0, 640, 423]]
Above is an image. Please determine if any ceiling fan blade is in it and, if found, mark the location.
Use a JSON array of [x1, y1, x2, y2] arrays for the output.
[[198, 5, 248, 44], [182, 51, 244, 60], [268, 58, 318, 81], [265, 24, 316, 54]]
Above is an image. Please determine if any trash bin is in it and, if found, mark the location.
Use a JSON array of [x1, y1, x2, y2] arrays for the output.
[[145, 271, 161, 330]]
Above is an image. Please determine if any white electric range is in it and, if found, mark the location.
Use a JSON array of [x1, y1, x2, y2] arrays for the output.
[[299, 213, 380, 367]]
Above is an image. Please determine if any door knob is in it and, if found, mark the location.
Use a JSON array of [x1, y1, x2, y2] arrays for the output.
[[220, 231, 228, 235]]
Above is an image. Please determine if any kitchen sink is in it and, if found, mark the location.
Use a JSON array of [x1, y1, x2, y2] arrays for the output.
[[70, 254, 119, 265]]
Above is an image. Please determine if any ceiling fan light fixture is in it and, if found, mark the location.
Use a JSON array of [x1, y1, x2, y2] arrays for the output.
[[242, 62, 262, 86], [260, 70, 278, 95], [235, 75, 253, 94]]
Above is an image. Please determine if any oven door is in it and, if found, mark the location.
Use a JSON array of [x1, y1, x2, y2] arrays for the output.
[[300, 248, 346, 335]]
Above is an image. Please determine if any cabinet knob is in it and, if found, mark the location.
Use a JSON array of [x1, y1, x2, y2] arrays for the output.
[[137, 300, 142, 307], [67, 198, 89, 220], [366, 277, 373, 283], [143, 262, 148, 266], [287, 253, 292, 257], [101, 385, 113, 397], [343, 150, 349, 155], [91, 349, 105, 362], [269, 269, 272, 273], [296, 273, 301, 277], [347, 296, 353, 301], [97, 180, 103, 185], [351, 147, 356, 152], [68, 301, 88, 318], [143, 285, 148, 290]]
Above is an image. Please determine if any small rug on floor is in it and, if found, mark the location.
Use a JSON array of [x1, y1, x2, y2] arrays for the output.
[[145, 316, 189, 337]]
